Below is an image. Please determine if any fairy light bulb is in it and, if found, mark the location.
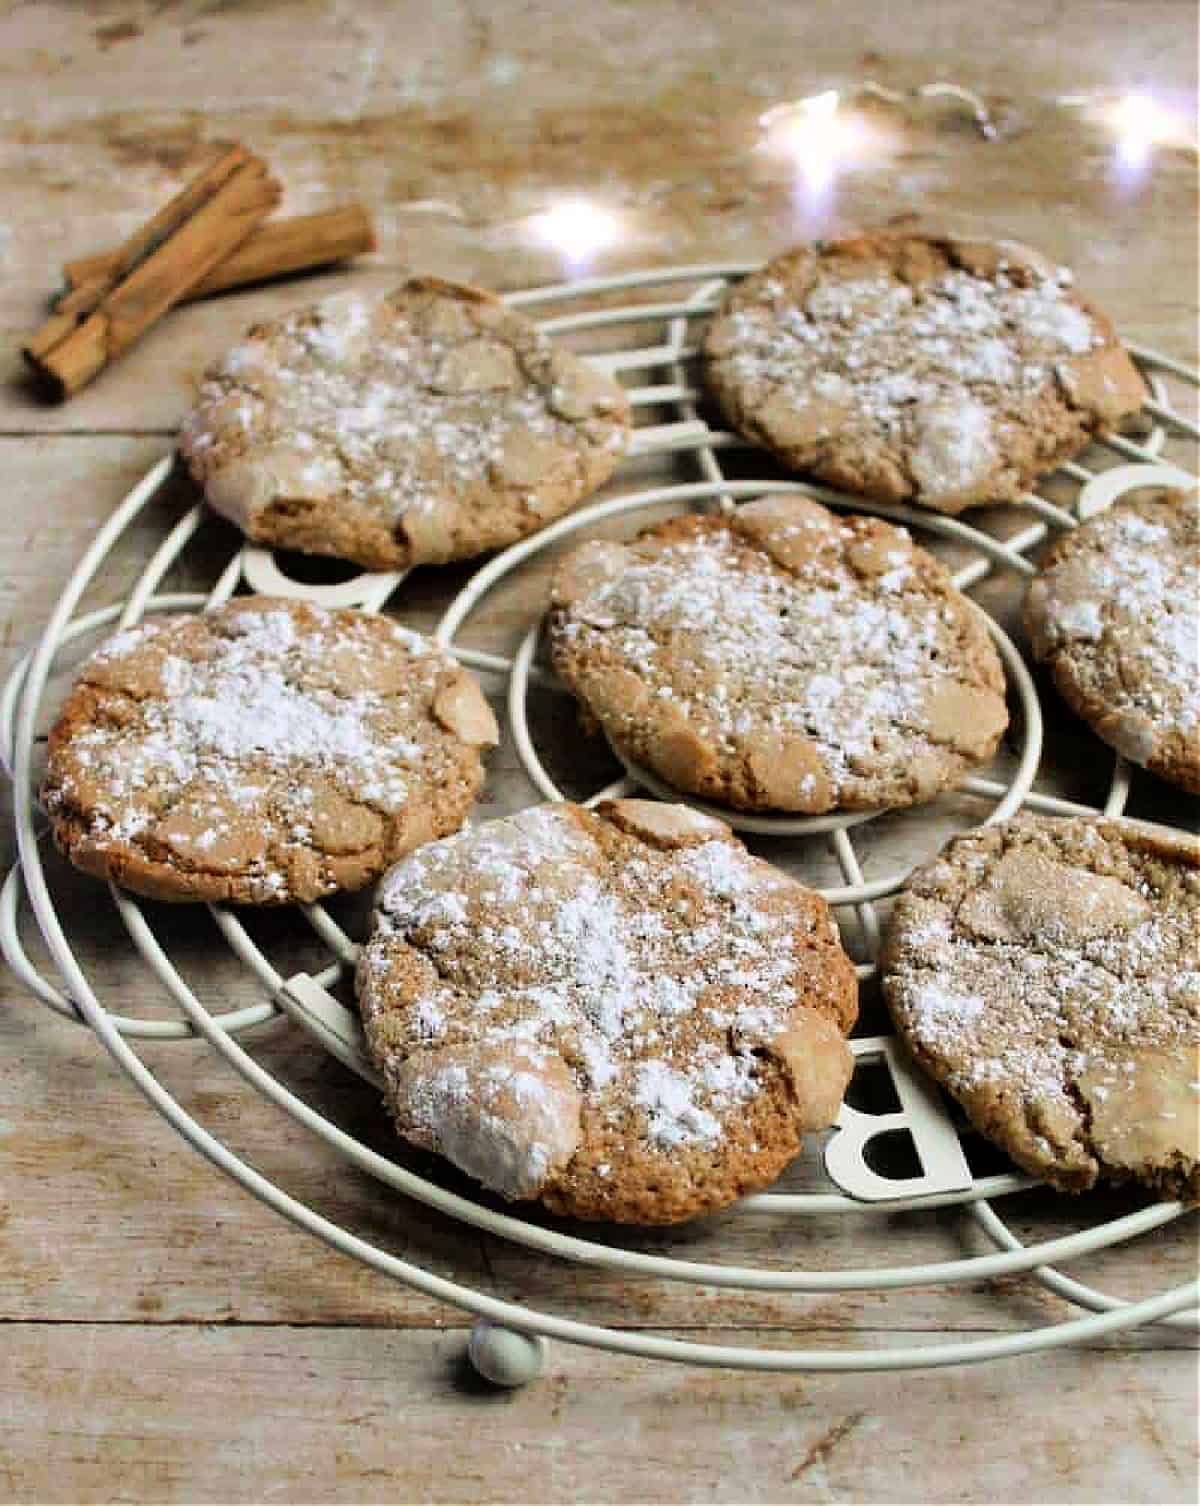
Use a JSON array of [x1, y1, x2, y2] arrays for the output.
[[758, 90, 882, 215], [1109, 92, 1183, 167], [761, 90, 847, 191], [530, 198, 623, 272]]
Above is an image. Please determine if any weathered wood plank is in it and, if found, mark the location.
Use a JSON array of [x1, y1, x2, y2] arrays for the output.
[[1, 1323, 1195, 1504], [0, 2, 1195, 430], [1, 3, 1197, 1501]]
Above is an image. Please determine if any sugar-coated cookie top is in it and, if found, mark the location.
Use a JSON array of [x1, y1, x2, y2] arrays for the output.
[[180, 278, 630, 570], [1026, 487, 1200, 792], [43, 598, 496, 905], [358, 799, 857, 1223], [704, 234, 1146, 514], [883, 816, 1200, 1199], [549, 495, 1009, 814]]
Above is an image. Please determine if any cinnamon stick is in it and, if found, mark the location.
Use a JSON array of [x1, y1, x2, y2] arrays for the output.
[[24, 144, 281, 398], [27, 144, 253, 368], [62, 205, 377, 302]]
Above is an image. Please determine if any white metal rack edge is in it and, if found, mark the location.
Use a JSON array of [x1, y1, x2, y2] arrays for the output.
[[3, 264, 1197, 1386]]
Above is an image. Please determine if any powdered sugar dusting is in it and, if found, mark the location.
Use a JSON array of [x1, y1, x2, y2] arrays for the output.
[[367, 805, 841, 1176], [889, 822, 1199, 1136], [635, 1060, 721, 1148], [910, 397, 996, 497], [556, 516, 1002, 807], [180, 286, 626, 531], [1054, 599, 1104, 641], [1034, 492, 1200, 748], [715, 257, 1106, 505], [45, 601, 470, 897], [908, 982, 986, 1046], [396, 1054, 572, 1199]]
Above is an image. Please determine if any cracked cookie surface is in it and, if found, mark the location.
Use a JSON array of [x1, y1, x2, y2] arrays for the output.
[[357, 799, 858, 1224], [702, 233, 1146, 515], [43, 597, 498, 904], [1025, 487, 1200, 792], [882, 816, 1200, 1199], [547, 495, 1009, 814], [180, 277, 631, 570]]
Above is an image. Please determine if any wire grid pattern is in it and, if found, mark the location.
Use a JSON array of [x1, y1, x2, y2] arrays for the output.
[[3, 264, 1198, 1372]]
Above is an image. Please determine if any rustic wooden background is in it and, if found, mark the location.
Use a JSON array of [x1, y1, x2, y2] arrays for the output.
[[1, 2, 1198, 1502]]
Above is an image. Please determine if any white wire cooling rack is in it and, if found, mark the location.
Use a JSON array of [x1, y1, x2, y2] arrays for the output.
[[3, 264, 1198, 1386]]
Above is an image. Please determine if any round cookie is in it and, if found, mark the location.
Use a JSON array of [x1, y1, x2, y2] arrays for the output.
[[882, 816, 1200, 1200], [547, 495, 1009, 814], [43, 597, 498, 905], [1025, 487, 1199, 792], [357, 799, 858, 1224], [702, 232, 1147, 515], [179, 277, 631, 570]]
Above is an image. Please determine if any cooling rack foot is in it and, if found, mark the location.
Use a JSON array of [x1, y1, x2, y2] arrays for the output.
[[468, 1320, 548, 1387]]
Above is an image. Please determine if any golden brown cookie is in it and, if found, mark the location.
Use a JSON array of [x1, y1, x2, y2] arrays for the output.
[[357, 799, 858, 1224], [42, 598, 498, 904], [882, 817, 1199, 1200], [179, 277, 630, 570], [702, 233, 1147, 515], [1025, 487, 1200, 792], [547, 495, 1009, 814]]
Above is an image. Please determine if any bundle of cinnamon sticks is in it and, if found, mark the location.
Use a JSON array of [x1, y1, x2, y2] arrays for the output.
[[24, 142, 376, 399]]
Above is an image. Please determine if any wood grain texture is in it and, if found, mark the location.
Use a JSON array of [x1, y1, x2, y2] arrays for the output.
[[2, 1325, 1197, 1504], [0, 2, 1197, 1502]]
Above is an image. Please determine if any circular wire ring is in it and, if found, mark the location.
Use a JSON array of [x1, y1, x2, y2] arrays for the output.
[[3, 266, 1196, 1368]]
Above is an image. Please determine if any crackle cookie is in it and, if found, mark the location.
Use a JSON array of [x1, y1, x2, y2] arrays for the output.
[[547, 495, 1009, 814], [357, 799, 858, 1224], [179, 277, 630, 570], [43, 597, 498, 904], [882, 817, 1200, 1200], [702, 233, 1147, 515], [1025, 487, 1200, 792]]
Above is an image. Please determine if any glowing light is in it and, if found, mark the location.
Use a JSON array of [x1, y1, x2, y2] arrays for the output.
[[1107, 93, 1185, 167], [759, 90, 873, 193], [529, 199, 623, 269]]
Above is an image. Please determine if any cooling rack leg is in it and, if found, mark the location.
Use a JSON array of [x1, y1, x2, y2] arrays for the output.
[[467, 1320, 549, 1387]]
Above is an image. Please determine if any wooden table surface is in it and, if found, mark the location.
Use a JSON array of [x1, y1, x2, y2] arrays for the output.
[[2, 3, 1197, 1502]]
